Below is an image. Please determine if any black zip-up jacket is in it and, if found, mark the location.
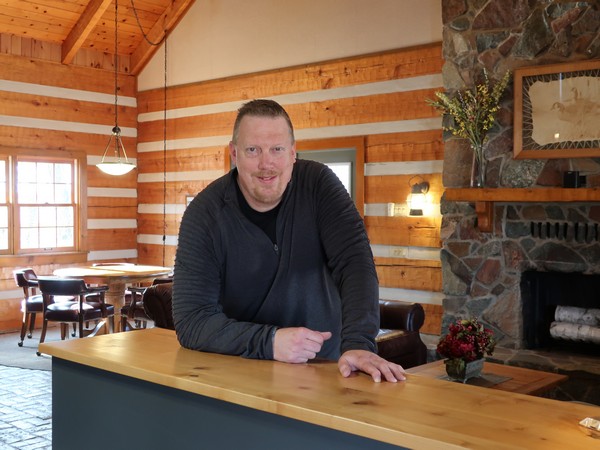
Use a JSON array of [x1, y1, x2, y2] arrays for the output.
[[172, 159, 379, 360]]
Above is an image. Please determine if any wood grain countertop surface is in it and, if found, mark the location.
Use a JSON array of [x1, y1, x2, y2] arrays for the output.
[[39, 328, 600, 449]]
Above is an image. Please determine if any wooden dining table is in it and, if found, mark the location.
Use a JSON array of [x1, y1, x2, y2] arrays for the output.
[[53, 264, 172, 331]]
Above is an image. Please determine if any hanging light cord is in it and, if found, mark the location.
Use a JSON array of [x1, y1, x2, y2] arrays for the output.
[[113, 0, 119, 139], [130, 0, 164, 46], [162, 39, 168, 267], [128, 0, 168, 266]]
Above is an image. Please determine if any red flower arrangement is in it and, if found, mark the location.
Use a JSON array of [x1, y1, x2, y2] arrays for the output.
[[437, 318, 496, 362]]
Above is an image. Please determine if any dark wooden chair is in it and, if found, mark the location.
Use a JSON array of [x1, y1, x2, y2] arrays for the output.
[[36, 278, 115, 356], [13, 268, 43, 347]]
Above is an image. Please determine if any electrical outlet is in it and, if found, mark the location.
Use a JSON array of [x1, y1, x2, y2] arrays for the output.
[[394, 204, 407, 216], [390, 247, 407, 258]]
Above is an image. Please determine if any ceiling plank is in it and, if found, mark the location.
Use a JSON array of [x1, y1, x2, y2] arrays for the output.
[[129, 0, 195, 75], [62, 0, 113, 64]]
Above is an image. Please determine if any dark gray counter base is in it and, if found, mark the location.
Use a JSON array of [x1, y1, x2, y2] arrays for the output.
[[51, 357, 405, 450]]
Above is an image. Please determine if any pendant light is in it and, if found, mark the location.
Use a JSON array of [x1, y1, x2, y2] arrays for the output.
[[96, 0, 135, 176]]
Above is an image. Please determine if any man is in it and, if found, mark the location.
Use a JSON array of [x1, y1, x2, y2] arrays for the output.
[[173, 99, 405, 383]]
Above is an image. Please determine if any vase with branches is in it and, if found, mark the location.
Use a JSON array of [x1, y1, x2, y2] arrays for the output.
[[427, 70, 510, 187]]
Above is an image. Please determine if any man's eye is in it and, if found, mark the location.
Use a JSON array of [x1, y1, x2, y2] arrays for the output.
[[245, 147, 258, 155], [273, 147, 285, 152]]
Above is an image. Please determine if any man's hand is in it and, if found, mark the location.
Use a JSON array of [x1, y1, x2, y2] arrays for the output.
[[273, 327, 332, 363], [338, 349, 406, 383]]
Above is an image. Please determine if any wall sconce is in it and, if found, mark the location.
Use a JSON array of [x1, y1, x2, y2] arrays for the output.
[[408, 178, 429, 216]]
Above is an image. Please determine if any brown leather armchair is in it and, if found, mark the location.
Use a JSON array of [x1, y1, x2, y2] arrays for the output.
[[143, 284, 427, 368], [376, 300, 427, 368]]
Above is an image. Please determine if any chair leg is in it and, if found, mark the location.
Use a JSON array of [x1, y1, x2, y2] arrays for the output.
[[60, 323, 68, 340], [78, 319, 85, 339], [37, 319, 49, 356], [18, 312, 29, 347], [28, 313, 37, 338]]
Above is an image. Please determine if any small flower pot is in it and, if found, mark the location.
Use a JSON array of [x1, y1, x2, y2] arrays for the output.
[[444, 358, 484, 383]]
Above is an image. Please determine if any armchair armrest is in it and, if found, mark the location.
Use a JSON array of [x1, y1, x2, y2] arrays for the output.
[[379, 300, 425, 332]]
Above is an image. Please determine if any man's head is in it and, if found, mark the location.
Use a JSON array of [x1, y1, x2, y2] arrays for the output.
[[229, 100, 296, 212]]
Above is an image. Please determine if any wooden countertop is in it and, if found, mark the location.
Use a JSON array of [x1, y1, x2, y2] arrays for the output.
[[39, 328, 600, 450]]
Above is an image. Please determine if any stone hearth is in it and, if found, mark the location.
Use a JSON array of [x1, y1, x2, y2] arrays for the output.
[[422, 334, 600, 406]]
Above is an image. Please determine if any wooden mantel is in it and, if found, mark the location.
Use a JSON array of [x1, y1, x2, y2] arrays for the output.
[[444, 188, 600, 232]]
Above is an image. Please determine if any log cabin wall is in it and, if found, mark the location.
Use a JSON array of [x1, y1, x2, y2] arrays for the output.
[[0, 48, 138, 332], [137, 43, 444, 334], [0, 39, 444, 335]]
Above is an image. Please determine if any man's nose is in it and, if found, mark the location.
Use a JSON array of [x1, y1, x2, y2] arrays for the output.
[[257, 150, 274, 168]]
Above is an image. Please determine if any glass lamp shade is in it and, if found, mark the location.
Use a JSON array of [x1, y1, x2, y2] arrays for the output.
[[408, 181, 429, 216], [408, 193, 426, 216], [96, 161, 136, 176], [96, 126, 136, 176]]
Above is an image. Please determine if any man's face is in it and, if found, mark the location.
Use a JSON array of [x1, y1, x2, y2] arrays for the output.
[[229, 115, 296, 212]]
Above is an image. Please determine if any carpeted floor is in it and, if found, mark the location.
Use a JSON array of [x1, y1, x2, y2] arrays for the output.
[[0, 327, 64, 371]]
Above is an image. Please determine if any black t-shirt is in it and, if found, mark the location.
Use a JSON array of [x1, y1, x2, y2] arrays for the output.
[[235, 180, 280, 245]]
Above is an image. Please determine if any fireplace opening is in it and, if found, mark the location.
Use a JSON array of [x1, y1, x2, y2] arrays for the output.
[[521, 271, 600, 355]]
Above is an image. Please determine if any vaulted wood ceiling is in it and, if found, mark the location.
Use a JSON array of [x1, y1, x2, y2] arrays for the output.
[[1, 0, 195, 75]]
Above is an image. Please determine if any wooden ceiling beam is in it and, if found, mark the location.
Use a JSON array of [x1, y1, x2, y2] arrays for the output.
[[62, 0, 113, 64], [129, 0, 196, 76]]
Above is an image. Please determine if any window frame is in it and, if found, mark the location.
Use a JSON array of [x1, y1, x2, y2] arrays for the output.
[[0, 157, 9, 254], [0, 148, 88, 260]]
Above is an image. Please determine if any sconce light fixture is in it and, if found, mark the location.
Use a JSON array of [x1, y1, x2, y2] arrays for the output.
[[408, 178, 430, 216], [96, 1, 135, 176]]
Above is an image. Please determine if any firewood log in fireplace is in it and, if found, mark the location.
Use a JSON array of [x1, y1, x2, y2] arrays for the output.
[[554, 306, 600, 326], [549, 321, 600, 344]]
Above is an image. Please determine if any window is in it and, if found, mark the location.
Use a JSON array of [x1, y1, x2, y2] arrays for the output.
[[297, 149, 355, 200], [0, 153, 82, 255], [296, 136, 365, 216]]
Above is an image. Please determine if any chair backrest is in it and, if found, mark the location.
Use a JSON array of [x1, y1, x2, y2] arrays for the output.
[[37, 278, 90, 297], [13, 268, 38, 288], [14, 268, 39, 299]]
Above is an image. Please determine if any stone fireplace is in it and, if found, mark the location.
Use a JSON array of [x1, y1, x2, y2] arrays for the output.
[[438, 0, 600, 404], [440, 199, 600, 404], [441, 200, 600, 351]]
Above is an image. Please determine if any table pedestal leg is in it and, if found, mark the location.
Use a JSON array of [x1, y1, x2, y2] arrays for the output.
[[105, 281, 127, 333]]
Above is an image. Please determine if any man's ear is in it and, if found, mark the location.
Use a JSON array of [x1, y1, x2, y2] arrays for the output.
[[228, 142, 237, 164]]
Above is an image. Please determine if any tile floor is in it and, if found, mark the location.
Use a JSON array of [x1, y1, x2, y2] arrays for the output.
[[0, 366, 52, 449], [0, 328, 61, 450]]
